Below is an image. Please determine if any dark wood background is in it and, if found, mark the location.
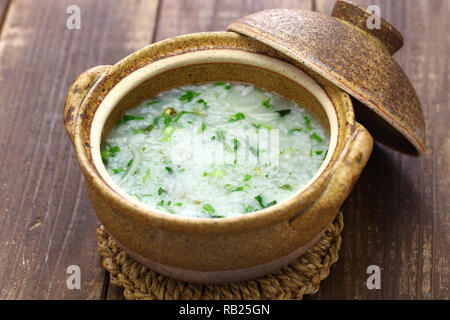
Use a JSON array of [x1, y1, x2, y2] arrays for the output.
[[0, 0, 447, 300]]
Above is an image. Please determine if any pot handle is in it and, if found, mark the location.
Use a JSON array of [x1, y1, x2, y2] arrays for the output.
[[289, 123, 373, 231], [64, 65, 111, 144]]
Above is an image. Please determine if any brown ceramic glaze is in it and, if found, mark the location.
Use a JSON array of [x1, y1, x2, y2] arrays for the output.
[[64, 31, 373, 283], [228, 1, 426, 156]]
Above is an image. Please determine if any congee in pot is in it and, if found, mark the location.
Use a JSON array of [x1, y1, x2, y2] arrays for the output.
[[101, 82, 329, 218]]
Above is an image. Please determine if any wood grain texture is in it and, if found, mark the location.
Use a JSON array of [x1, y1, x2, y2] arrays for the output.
[[154, 0, 311, 41], [312, 0, 449, 300], [0, 0, 447, 300], [0, 0, 159, 299]]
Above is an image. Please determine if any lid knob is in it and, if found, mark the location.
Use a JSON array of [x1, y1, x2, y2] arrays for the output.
[[331, 1, 404, 55]]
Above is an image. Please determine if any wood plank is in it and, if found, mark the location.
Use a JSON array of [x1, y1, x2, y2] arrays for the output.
[[0, 0, 159, 299], [154, 0, 311, 41], [313, 0, 449, 299]]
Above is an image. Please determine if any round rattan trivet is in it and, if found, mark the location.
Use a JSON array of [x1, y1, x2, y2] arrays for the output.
[[97, 212, 343, 300]]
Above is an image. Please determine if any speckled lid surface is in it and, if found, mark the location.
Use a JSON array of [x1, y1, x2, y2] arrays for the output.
[[228, 1, 425, 155]]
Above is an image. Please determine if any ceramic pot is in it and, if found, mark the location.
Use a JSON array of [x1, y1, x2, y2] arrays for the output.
[[64, 31, 373, 283]]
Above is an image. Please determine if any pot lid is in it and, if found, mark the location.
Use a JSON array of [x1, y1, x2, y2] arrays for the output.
[[227, 0, 425, 156]]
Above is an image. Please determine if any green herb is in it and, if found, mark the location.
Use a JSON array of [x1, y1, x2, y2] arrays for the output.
[[215, 82, 226, 86], [146, 100, 159, 106], [142, 147, 147, 152], [116, 115, 145, 125], [304, 116, 313, 130], [101, 144, 120, 164], [163, 125, 175, 136], [202, 204, 215, 215], [165, 167, 173, 174], [163, 114, 172, 127], [265, 200, 277, 208], [262, 98, 274, 109], [244, 174, 251, 182], [280, 184, 292, 191], [143, 170, 151, 183], [179, 91, 201, 103], [127, 159, 133, 167], [134, 194, 142, 201], [289, 128, 302, 134], [211, 168, 225, 178], [211, 136, 216, 141], [275, 109, 291, 117], [255, 195, 264, 208], [167, 201, 172, 206], [153, 116, 161, 126], [134, 124, 154, 134], [232, 138, 239, 152], [200, 122, 206, 132], [112, 168, 125, 174], [197, 98, 209, 108], [255, 194, 277, 209], [176, 202, 182, 207], [157, 200, 164, 206], [310, 132, 323, 143], [228, 112, 245, 122], [315, 150, 324, 155], [252, 124, 262, 129], [225, 85, 231, 90], [157, 187, 164, 196], [244, 206, 254, 213], [232, 187, 244, 192], [310, 148, 313, 157], [262, 124, 272, 131]]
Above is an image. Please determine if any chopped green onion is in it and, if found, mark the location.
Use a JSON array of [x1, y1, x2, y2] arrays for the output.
[[244, 206, 254, 213], [265, 200, 277, 208], [315, 150, 324, 155], [289, 128, 302, 134], [157, 187, 164, 196], [304, 116, 313, 130], [127, 159, 133, 167], [280, 184, 292, 191], [165, 167, 173, 174], [310, 132, 323, 142], [232, 187, 244, 192], [262, 98, 274, 109], [143, 170, 151, 183], [197, 99, 208, 108], [116, 115, 145, 125], [202, 204, 215, 215], [112, 168, 125, 174], [275, 109, 291, 117], [232, 138, 239, 152], [244, 174, 251, 182], [228, 112, 245, 122], [255, 194, 277, 209], [179, 91, 201, 103]]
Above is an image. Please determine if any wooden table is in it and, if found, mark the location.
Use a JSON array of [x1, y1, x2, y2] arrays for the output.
[[0, 0, 448, 300]]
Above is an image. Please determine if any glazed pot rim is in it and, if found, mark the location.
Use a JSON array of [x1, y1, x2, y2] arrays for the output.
[[74, 32, 353, 233]]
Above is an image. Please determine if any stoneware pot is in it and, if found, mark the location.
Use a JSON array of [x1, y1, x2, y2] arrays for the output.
[[63, 1, 423, 283]]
